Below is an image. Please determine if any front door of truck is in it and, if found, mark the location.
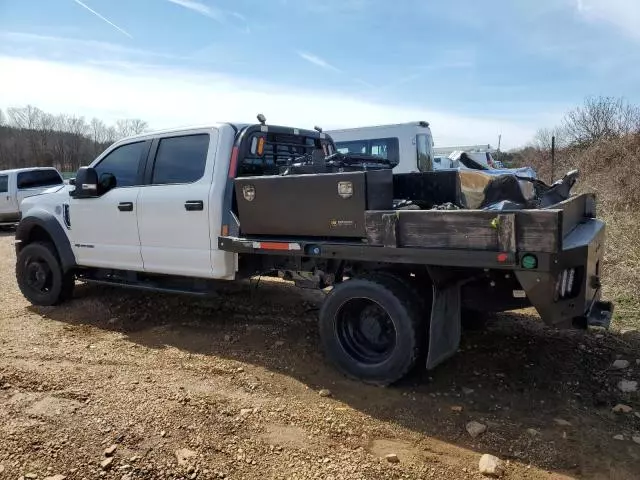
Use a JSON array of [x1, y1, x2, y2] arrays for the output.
[[69, 140, 149, 271], [137, 130, 216, 278]]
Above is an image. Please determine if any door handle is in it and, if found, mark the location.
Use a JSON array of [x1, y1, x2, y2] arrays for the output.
[[184, 200, 204, 211], [118, 202, 134, 212]]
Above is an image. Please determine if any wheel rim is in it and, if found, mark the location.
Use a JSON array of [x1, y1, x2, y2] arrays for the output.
[[335, 298, 397, 365], [24, 255, 54, 294]]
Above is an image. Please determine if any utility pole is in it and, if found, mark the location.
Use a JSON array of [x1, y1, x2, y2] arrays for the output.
[[497, 134, 502, 152], [551, 135, 556, 183]]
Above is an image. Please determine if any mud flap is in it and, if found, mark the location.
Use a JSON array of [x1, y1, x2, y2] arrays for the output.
[[425, 282, 462, 370]]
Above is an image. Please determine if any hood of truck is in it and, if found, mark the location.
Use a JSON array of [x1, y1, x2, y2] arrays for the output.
[[20, 185, 73, 213]]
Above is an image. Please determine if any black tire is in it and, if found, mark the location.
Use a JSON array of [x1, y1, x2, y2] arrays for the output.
[[16, 241, 74, 306], [319, 274, 425, 385]]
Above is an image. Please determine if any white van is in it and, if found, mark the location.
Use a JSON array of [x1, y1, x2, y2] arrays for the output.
[[328, 122, 435, 173], [0, 167, 64, 224]]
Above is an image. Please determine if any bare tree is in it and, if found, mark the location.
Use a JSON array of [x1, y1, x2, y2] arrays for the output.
[[0, 104, 150, 171], [563, 96, 640, 146], [533, 126, 568, 152], [116, 118, 149, 139]]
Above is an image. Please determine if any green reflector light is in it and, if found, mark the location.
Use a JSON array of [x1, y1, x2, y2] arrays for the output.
[[521, 254, 538, 269]]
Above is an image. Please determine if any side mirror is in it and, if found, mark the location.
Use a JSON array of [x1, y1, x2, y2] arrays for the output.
[[70, 167, 99, 198], [69, 178, 76, 186]]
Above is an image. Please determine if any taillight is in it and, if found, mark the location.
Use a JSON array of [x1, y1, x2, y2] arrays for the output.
[[554, 268, 579, 300], [228, 146, 239, 178]]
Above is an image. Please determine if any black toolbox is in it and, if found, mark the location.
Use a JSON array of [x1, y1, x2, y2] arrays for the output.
[[234, 170, 393, 238]]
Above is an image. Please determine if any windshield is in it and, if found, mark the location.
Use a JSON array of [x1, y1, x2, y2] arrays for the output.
[[416, 134, 433, 172]]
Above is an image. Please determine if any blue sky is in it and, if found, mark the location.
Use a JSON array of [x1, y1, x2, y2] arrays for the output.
[[0, 0, 638, 148]]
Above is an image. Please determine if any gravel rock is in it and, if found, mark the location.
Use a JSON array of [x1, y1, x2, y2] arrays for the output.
[[43, 475, 66, 480], [612, 359, 630, 370], [612, 404, 633, 414], [100, 458, 114, 470], [462, 387, 475, 395], [318, 389, 332, 398], [613, 434, 624, 441], [450, 405, 463, 412], [632, 436, 640, 445], [553, 418, 572, 427], [385, 453, 400, 463], [175, 448, 197, 466], [618, 380, 638, 393], [478, 454, 503, 477], [104, 444, 117, 457], [466, 421, 487, 438], [25, 474, 38, 479], [526, 428, 541, 437]]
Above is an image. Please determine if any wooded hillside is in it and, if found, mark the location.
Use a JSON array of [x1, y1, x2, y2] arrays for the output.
[[0, 105, 148, 173]]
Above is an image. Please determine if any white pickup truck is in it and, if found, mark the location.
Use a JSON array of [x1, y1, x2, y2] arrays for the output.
[[0, 167, 64, 226], [14, 120, 612, 385]]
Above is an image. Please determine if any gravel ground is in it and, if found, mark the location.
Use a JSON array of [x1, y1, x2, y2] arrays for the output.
[[1, 231, 639, 480]]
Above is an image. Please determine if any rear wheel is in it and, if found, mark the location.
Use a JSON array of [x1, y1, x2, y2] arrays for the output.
[[319, 274, 426, 385], [16, 242, 74, 306]]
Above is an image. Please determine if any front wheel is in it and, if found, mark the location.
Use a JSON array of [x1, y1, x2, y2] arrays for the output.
[[319, 275, 426, 385], [16, 242, 74, 306]]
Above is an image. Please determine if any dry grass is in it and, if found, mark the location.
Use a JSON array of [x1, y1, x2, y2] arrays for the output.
[[516, 135, 640, 329]]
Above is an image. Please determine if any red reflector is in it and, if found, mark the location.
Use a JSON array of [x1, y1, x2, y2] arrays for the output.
[[228, 146, 239, 178], [259, 242, 290, 251], [497, 253, 509, 262]]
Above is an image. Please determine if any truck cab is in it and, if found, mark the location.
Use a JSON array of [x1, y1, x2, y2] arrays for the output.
[[0, 167, 64, 225], [16, 122, 333, 290]]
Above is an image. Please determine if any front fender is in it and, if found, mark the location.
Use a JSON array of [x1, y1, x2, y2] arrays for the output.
[[16, 213, 76, 273]]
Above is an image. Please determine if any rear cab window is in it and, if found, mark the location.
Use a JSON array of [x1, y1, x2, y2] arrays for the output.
[[237, 130, 331, 177], [17, 170, 63, 190]]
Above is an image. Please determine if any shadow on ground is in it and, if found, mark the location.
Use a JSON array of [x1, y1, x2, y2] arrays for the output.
[[35, 280, 640, 479]]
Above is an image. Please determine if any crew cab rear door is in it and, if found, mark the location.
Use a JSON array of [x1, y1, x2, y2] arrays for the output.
[[137, 129, 217, 278]]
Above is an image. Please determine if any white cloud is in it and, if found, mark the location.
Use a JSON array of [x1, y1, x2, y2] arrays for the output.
[[297, 51, 341, 73], [72, 0, 133, 38], [0, 55, 537, 149], [573, 0, 640, 41], [166, 0, 224, 22]]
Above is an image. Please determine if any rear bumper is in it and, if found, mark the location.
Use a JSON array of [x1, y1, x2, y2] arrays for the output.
[[515, 218, 612, 329]]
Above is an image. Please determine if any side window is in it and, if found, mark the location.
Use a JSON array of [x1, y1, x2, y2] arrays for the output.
[[0, 175, 8, 193], [95, 141, 146, 188], [151, 134, 209, 185], [416, 134, 433, 172], [370, 138, 399, 166], [17, 170, 63, 190], [335, 141, 367, 155]]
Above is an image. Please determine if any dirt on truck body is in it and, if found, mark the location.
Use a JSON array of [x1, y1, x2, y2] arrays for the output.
[[1, 233, 640, 480]]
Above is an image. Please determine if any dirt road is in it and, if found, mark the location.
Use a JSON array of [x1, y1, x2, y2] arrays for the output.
[[1, 232, 639, 480]]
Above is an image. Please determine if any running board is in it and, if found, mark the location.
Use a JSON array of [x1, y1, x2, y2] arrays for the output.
[[80, 277, 210, 296]]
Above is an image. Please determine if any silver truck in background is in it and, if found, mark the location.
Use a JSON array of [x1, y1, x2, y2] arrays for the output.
[[0, 167, 64, 226]]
